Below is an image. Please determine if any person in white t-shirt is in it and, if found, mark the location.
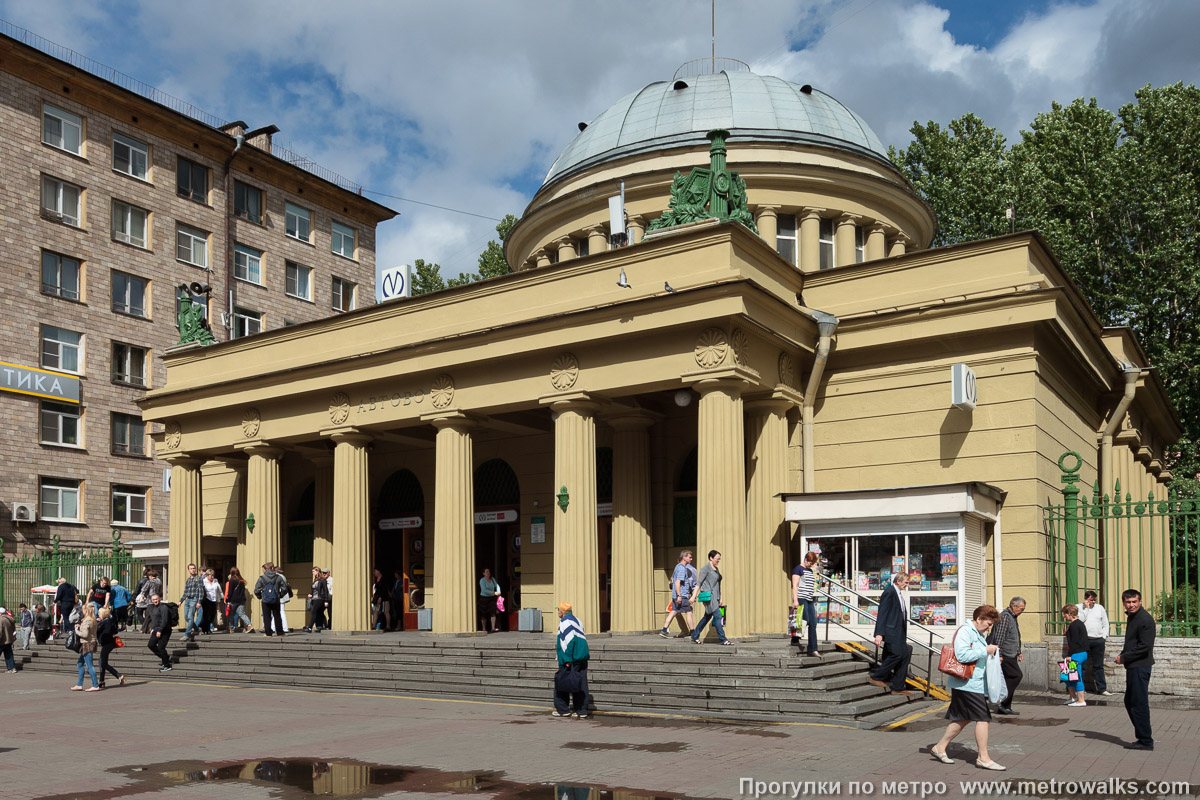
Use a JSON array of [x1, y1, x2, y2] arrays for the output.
[[1078, 590, 1112, 696]]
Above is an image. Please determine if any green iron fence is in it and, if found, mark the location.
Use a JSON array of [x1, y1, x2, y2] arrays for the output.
[[0, 530, 143, 611], [1045, 451, 1199, 636]]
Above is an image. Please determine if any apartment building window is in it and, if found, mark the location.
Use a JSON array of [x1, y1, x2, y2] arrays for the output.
[[176, 224, 209, 268], [41, 251, 81, 300], [286, 203, 312, 242], [777, 214, 798, 265], [112, 413, 146, 456], [43, 103, 82, 154], [286, 261, 312, 300], [232, 307, 262, 339], [331, 221, 356, 258], [234, 180, 262, 223], [112, 200, 148, 248], [819, 218, 835, 270], [177, 156, 208, 203], [41, 326, 83, 374], [331, 277, 356, 312], [40, 401, 80, 446], [112, 271, 148, 318], [111, 485, 148, 526], [112, 132, 148, 180], [42, 176, 82, 226], [40, 478, 81, 522], [855, 226, 865, 264], [112, 342, 148, 387], [234, 243, 263, 284]]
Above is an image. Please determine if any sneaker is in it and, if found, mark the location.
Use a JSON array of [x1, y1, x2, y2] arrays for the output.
[[302, 627, 312, 633], [550, 711, 571, 718], [1066, 701, 1087, 707], [658, 628, 670, 638], [1100, 690, 1113, 696], [159, 665, 173, 672], [574, 712, 591, 719], [5, 669, 16, 674]]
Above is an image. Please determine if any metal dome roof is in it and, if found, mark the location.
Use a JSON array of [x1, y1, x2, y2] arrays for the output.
[[542, 71, 888, 186]]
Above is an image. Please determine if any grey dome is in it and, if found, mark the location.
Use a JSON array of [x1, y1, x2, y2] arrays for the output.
[[543, 71, 888, 186]]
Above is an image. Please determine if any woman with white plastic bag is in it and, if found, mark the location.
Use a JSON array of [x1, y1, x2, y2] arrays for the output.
[[930, 604, 1007, 771]]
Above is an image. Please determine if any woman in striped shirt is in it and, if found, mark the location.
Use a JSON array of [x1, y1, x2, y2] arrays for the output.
[[791, 552, 821, 657]]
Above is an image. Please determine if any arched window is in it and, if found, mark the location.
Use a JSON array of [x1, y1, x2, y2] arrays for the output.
[[474, 459, 520, 507], [673, 446, 697, 546], [377, 469, 425, 517]]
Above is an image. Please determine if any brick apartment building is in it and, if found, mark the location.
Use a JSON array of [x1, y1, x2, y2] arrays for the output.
[[0, 28, 396, 556]]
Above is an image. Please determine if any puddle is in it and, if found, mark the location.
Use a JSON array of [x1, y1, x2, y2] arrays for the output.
[[562, 741, 688, 753], [33, 759, 699, 799]]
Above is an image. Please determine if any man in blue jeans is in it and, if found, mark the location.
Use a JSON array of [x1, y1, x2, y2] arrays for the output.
[[179, 563, 205, 642], [1116, 588, 1155, 751], [690, 550, 733, 645]]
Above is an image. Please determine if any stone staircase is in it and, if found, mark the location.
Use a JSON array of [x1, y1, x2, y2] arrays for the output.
[[13, 631, 935, 728]]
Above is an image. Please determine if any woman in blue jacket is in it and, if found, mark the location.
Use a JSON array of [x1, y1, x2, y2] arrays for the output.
[[930, 604, 1006, 770]]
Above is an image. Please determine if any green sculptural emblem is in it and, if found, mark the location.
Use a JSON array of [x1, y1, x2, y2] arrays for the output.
[[646, 129, 758, 235], [177, 284, 216, 345]]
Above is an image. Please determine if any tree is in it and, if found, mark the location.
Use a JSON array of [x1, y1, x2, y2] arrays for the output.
[[476, 214, 519, 280], [410, 258, 447, 296], [892, 87, 1200, 490], [409, 214, 518, 296], [888, 113, 1012, 247]]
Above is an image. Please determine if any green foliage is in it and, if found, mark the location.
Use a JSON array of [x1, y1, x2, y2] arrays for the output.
[[409, 214, 518, 297], [1153, 584, 1199, 637], [891, 84, 1200, 483]]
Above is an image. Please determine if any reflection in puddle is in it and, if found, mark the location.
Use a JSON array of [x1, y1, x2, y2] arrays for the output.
[[35, 759, 696, 799]]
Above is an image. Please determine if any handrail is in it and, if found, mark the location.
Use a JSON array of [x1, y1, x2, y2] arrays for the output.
[[819, 574, 944, 646], [817, 587, 939, 657]]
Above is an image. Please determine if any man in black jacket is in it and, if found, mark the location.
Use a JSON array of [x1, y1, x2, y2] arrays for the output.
[[1115, 588, 1155, 750], [146, 594, 173, 672], [54, 578, 78, 635], [869, 573, 913, 694]]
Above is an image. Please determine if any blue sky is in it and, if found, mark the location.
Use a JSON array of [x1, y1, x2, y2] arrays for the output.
[[1, 0, 1196, 279]]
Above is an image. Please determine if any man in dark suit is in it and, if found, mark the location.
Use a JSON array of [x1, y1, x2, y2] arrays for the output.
[[869, 573, 913, 695]]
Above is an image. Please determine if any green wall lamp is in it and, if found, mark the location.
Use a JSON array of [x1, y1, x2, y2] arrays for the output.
[[556, 486, 570, 512], [245, 512, 255, 533]]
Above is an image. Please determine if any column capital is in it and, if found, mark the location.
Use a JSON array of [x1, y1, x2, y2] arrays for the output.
[[744, 386, 804, 413], [627, 214, 646, 226], [422, 409, 479, 430], [327, 429, 372, 447], [755, 204, 781, 215], [235, 441, 285, 459], [539, 389, 604, 414], [584, 223, 607, 235], [866, 221, 888, 235], [604, 408, 658, 431], [162, 453, 205, 469], [550, 236, 572, 248], [890, 232, 913, 245], [800, 208, 826, 221], [836, 212, 862, 227], [680, 365, 760, 394]]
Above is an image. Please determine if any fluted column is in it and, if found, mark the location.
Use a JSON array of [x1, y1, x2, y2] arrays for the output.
[[241, 443, 283, 628], [330, 431, 371, 631], [165, 455, 203, 602], [865, 223, 887, 261], [696, 377, 749, 637], [431, 413, 476, 633], [888, 233, 910, 258], [554, 237, 576, 263], [835, 213, 860, 267], [799, 209, 824, 272], [586, 224, 608, 255], [745, 393, 800, 634], [755, 205, 779, 246], [312, 455, 334, 573], [609, 412, 655, 632], [628, 215, 646, 244], [534, 248, 551, 268], [552, 397, 601, 633]]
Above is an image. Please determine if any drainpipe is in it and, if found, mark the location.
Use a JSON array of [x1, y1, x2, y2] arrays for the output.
[[1099, 362, 1141, 502], [222, 135, 245, 340], [803, 311, 838, 492]]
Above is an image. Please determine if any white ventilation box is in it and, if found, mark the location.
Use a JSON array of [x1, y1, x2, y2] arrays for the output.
[[11, 503, 36, 522]]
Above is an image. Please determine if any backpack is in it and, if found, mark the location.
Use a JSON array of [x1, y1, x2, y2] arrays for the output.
[[260, 576, 280, 604], [166, 602, 180, 628]]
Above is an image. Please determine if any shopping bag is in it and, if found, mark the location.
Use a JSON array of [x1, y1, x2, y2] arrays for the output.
[[496, 595, 505, 613], [1058, 659, 1080, 683], [114, 635, 125, 648], [985, 653, 1007, 704]]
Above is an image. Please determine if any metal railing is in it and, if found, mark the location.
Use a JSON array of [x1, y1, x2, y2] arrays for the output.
[[672, 57, 751, 81], [814, 575, 941, 697], [1044, 451, 1199, 636], [1, 19, 361, 194], [0, 531, 142, 614]]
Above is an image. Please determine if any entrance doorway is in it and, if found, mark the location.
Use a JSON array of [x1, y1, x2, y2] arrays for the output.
[[474, 459, 521, 632], [374, 469, 425, 630]]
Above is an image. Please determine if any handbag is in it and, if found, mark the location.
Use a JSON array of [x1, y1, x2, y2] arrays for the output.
[[114, 635, 125, 649], [65, 631, 82, 653], [1058, 658, 1080, 683], [697, 591, 712, 602], [937, 626, 976, 680]]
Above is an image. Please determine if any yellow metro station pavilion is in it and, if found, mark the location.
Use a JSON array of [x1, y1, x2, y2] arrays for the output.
[[142, 64, 1180, 642]]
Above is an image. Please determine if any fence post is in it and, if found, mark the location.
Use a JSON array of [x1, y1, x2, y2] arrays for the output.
[[1059, 452, 1083, 605]]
